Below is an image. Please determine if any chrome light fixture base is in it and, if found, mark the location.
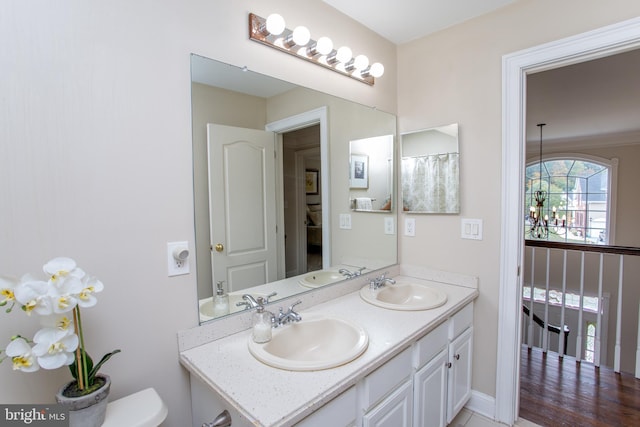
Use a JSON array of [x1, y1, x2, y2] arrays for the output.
[[248, 13, 380, 86]]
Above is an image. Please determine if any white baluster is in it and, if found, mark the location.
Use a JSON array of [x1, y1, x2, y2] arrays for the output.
[[595, 253, 604, 367], [543, 248, 550, 353], [576, 252, 585, 362], [636, 299, 640, 378], [559, 250, 567, 357], [528, 248, 535, 348], [614, 255, 624, 373]]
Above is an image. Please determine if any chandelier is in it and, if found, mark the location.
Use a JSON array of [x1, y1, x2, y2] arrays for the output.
[[528, 123, 555, 239]]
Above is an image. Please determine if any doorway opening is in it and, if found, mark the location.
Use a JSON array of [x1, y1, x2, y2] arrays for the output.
[[282, 124, 323, 277], [497, 17, 640, 425]]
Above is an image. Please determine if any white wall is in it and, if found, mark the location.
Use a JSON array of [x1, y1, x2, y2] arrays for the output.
[[0, 1, 396, 426], [397, 0, 640, 401]]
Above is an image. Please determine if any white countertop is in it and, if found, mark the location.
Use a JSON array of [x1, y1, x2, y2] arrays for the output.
[[180, 275, 478, 427]]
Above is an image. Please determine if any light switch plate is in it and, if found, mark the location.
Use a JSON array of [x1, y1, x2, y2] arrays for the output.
[[461, 218, 483, 240], [339, 213, 352, 229]]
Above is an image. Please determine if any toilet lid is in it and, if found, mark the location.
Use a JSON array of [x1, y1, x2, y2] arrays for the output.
[[102, 387, 168, 427]]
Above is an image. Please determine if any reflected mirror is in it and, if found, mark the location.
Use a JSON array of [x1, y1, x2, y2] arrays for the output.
[[349, 135, 394, 212], [401, 124, 460, 214], [191, 54, 397, 323]]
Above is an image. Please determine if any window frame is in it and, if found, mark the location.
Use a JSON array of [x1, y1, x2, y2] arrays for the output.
[[525, 153, 618, 246]]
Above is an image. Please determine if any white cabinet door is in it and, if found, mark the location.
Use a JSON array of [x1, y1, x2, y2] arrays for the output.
[[447, 326, 473, 424], [295, 386, 357, 427], [413, 348, 448, 427], [363, 380, 413, 427]]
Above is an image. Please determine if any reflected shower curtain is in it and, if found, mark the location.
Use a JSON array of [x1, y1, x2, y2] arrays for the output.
[[402, 153, 459, 212]]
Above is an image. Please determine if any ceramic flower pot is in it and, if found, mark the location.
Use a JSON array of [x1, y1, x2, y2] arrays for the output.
[[55, 374, 110, 427]]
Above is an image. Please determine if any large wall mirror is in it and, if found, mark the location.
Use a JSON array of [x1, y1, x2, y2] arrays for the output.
[[191, 54, 397, 323], [401, 124, 460, 214]]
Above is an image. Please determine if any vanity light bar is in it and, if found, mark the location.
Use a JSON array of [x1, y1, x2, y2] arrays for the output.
[[248, 13, 384, 86]]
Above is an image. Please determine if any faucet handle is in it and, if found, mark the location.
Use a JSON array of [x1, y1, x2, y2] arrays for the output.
[[265, 291, 277, 302], [288, 300, 302, 311]]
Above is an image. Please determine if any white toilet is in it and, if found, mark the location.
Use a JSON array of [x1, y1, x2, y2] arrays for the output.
[[102, 388, 168, 427]]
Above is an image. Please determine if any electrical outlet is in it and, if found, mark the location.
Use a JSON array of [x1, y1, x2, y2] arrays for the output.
[[405, 218, 416, 236], [167, 241, 190, 276], [384, 217, 395, 235]]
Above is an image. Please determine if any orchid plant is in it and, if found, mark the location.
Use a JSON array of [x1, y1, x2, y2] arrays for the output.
[[0, 257, 120, 396]]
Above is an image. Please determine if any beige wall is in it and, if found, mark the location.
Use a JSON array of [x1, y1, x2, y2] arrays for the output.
[[397, 0, 640, 400], [0, 1, 395, 426]]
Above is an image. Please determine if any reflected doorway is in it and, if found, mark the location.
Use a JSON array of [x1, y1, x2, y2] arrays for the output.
[[282, 124, 322, 277]]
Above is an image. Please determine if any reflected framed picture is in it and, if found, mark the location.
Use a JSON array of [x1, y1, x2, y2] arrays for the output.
[[350, 154, 368, 189], [305, 169, 319, 194]]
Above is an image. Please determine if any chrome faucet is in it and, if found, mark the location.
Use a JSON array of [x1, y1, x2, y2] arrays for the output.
[[273, 300, 302, 327], [339, 266, 366, 279], [236, 291, 277, 310], [369, 272, 396, 290]]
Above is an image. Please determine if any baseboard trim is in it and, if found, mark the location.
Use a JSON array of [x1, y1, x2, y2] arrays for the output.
[[465, 390, 496, 421]]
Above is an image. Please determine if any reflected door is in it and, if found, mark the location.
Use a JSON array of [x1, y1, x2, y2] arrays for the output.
[[207, 124, 278, 292]]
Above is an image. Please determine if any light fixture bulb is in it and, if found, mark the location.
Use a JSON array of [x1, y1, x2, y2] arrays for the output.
[[353, 55, 369, 71], [265, 13, 285, 36], [369, 62, 384, 78], [316, 37, 333, 55], [292, 26, 311, 46], [336, 46, 352, 63]]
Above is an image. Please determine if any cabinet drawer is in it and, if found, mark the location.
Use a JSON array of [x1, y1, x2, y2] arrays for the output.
[[362, 346, 412, 410], [296, 386, 356, 427], [414, 321, 448, 370], [449, 302, 473, 339], [363, 379, 413, 427]]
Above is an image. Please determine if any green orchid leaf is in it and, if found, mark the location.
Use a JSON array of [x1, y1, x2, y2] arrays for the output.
[[69, 349, 94, 383], [87, 349, 121, 383]]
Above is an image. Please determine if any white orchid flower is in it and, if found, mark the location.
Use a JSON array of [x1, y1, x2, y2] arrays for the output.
[[43, 257, 85, 283], [48, 275, 83, 314], [0, 275, 18, 306], [5, 337, 39, 372], [39, 314, 74, 333], [32, 328, 78, 370], [13, 280, 52, 316], [77, 275, 104, 308]]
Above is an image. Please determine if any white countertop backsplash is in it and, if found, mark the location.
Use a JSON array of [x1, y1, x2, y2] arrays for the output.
[[178, 266, 479, 426]]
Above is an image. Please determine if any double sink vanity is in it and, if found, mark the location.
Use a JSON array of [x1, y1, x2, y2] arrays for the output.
[[178, 266, 478, 427]]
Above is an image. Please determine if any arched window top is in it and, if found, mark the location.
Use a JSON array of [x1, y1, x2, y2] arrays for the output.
[[525, 153, 615, 245]]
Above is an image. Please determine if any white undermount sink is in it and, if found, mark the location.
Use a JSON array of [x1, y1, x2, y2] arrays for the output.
[[248, 314, 369, 371], [298, 270, 344, 288], [360, 282, 448, 311]]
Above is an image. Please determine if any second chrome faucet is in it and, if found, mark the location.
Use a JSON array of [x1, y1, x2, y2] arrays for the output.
[[369, 272, 396, 290]]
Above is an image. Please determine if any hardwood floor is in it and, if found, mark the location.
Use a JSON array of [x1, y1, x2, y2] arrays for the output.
[[519, 345, 640, 426]]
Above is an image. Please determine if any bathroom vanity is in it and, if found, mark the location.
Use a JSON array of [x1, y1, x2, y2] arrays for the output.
[[179, 270, 478, 427]]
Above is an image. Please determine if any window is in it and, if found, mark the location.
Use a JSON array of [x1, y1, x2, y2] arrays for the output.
[[522, 287, 599, 313], [584, 321, 597, 363], [525, 156, 613, 245]]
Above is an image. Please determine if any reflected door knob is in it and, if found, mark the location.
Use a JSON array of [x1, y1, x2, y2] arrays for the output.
[[214, 243, 224, 252]]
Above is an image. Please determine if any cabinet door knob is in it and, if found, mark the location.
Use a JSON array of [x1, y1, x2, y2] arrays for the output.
[[455, 353, 461, 360], [446, 362, 452, 369], [214, 243, 224, 252]]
